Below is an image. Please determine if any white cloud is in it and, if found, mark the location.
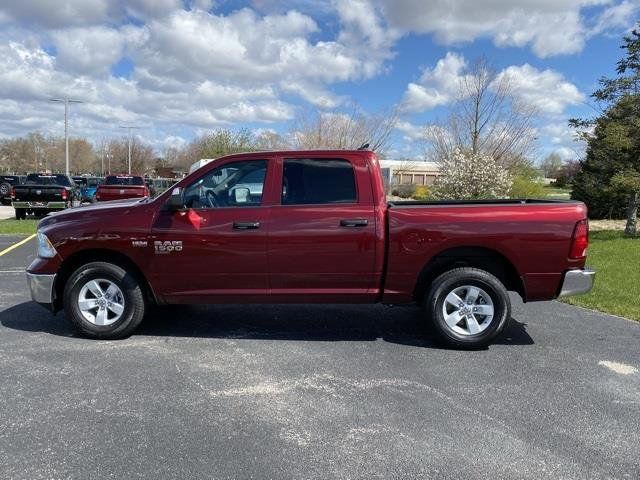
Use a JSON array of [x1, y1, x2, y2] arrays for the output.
[[375, 0, 610, 58], [0, 0, 112, 28], [592, 0, 640, 35], [396, 121, 425, 142], [495, 64, 585, 114], [51, 26, 129, 76], [401, 54, 584, 115], [400, 52, 468, 112]]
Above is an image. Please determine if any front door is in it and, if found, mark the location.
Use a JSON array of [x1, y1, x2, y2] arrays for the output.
[[149, 158, 271, 303]]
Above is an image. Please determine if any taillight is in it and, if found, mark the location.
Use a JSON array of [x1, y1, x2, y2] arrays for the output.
[[61, 189, 68, 200], [10, 187, 16, 200], [143, 186, 149, 197], [569, 219, 589, 259]]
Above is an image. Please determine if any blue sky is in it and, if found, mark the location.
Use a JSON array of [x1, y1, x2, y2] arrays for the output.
[[0, 0, 636, 162]]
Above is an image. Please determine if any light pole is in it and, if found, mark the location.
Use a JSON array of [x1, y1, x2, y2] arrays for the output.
[[119, 125, 141, 175], [50, 97, 83, 176]]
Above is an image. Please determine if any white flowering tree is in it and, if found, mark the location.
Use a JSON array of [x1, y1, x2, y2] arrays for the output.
[[433, 148, 512, 199]]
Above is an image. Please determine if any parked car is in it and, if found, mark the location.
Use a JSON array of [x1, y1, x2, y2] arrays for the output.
[[147, 178, 177, 198], [0, 175, 25, 205], [72, 176, 103, 203], [11, 173, 78, 219], [27, 150, 594, 347], [95, 175, 149, 202]]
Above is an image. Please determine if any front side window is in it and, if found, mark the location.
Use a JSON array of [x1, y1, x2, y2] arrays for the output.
[[183, 159, 267, 209], [282, 159, 357, 205]]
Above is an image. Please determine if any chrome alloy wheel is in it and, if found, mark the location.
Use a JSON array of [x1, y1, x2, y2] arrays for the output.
[[441, 285, 494, 336], [77, 279, 125, 326]]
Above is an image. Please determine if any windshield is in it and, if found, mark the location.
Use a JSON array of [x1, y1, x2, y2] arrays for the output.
[[105, 176, 144, 186], [26, 174, 72, 187]]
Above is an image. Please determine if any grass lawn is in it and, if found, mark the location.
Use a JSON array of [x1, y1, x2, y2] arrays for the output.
[[543, 185, 572, 199], [0, 218, 39, 235], [563, 230, 640, 321]]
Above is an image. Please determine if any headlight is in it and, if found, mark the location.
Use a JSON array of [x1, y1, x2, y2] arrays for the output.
[[37, 232, 57, 258]]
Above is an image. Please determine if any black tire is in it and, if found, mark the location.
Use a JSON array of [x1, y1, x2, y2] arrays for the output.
[[14, 208, 26, 220], [63, 262, 146, 339], [424, 267, 511, 349]]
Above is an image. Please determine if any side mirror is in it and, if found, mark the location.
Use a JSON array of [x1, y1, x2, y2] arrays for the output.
[[233, 187, 250, 204], [166, 187, 184, 211]]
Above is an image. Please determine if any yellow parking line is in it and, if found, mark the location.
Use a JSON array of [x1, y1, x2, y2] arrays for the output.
[[0, 233, 36, 257]]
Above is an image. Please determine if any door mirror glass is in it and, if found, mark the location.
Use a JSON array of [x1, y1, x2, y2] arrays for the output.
[[166, 187, 184, 211], [232, 187, 250, 204]]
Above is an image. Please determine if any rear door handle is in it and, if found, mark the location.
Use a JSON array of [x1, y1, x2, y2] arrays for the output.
[[340, 219, 368, 227], [233, 221, 261, 230]]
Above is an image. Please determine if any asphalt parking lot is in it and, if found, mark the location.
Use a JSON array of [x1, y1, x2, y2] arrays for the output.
[[0, 235, 639, 479]]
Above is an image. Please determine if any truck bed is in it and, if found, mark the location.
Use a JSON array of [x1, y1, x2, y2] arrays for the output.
[[383, 199, 588, 303]]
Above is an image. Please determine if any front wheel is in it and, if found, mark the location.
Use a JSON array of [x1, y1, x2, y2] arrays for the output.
[[424, 267, 511, 349], [63, 262, 146, 339]]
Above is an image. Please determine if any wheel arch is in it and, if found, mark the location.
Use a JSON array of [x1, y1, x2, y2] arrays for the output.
[[53, 249, 159, 311], [413, 246, 524, 302]]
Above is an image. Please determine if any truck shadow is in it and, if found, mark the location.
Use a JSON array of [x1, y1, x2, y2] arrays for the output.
[[0, 302, 534, 348]]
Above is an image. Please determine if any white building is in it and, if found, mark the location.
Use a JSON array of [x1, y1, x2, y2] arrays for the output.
[[379, 159, 441, 186]]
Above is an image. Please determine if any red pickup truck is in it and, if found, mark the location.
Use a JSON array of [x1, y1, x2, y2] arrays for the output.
[[26, 150, 594, 348], [95, 175, 149, 201]]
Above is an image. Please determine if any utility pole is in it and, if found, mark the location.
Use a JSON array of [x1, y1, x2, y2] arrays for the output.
[[50, 97, 83, 176], [119, 125, 141, 175]]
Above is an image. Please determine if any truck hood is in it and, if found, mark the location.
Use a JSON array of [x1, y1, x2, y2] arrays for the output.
[[38, 197, 150, 228]]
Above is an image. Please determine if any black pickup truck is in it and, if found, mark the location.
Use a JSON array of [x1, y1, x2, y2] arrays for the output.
[[0, 175, 24, 205], [11, 173, 78, 219]]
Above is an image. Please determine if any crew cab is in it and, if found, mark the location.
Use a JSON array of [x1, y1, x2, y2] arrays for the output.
[[26, 150, 594, 348], [12, 173, 78, 219], [95, 175, 149, 201]]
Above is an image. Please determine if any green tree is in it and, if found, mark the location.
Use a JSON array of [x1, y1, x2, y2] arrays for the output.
[[610, 170, 640, 235], [570, 25, 640, 219], [540, 153, 563, 179]]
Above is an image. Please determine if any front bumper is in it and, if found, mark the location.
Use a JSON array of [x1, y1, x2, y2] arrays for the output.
[[558, 269, 595, 297], [12, 201, 67, 210], [26, 272, 56, 307]]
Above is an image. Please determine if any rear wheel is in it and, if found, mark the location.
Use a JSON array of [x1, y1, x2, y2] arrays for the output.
[[0, 182, 11, 198], [63, 262, 146, 339], [424, 267, 511, 349], [14, 208, 26, 220]]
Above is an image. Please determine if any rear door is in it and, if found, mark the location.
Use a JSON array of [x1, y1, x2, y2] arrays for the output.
[[267, 155, 378, 302]]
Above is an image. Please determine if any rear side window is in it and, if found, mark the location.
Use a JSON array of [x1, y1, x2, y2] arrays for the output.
[[282, 159, 356, 205]]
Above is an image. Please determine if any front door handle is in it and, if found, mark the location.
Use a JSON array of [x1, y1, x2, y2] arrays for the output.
[[233, 221, 261, 230], [340, 219, 368, 227]]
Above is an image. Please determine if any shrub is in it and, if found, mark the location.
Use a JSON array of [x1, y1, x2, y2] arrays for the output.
[[391, 184, 417, 198], [510, 176, 546, 198], [433, 148, 512, 199], [413, 185, 431, 200]]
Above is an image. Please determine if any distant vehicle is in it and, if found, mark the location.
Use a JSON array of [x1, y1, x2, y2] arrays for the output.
[[147, 178, 177, 198], [0, 175, 24, 205], [72, 176, 103, 203], [11, 173, 78, 219], [95, 175, 149, 202], [27, 150, 594, 347], [188, 158, 214, 174]]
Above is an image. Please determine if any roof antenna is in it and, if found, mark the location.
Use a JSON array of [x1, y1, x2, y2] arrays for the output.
[[358, 143, 370, 150]]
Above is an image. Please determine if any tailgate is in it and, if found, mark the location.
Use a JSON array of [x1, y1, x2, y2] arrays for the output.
[[13, 186, 66, 202], [97, 185, 147, 200]]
